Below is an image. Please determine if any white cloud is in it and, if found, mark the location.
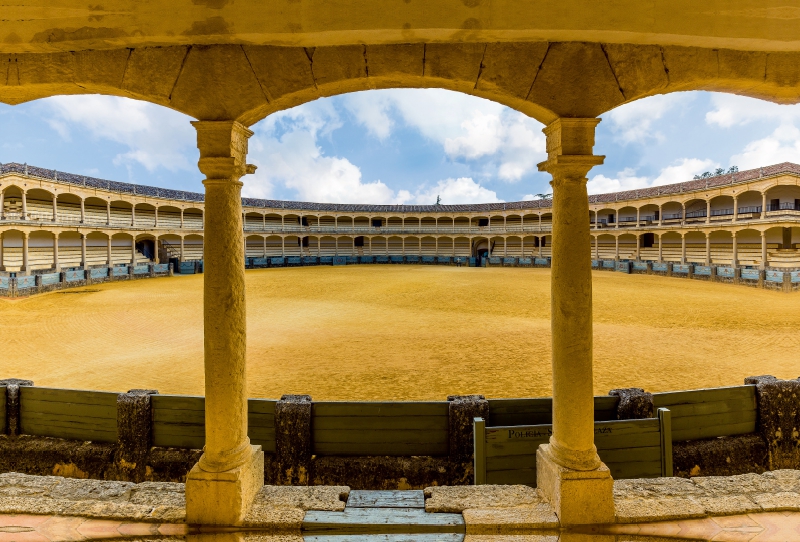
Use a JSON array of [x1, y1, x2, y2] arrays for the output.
[[730, 124, 800, 169], [412, 177, 501, 205], [587, 158, 718, 195], [705, 94, 800, 128], [605, 93, 693, 144], [341, 89, 546, 182], [41, 95, 196, 172]]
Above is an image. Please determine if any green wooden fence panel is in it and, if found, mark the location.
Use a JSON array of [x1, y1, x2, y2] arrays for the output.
[[312, 402, 449, 456], [0, 386, 6, 434], [151, 395, 277, 452], [476, 416, 667, 486], [652, 385, 756, 441], [487, 395, 619, 427], [20, 387, 119, 443]]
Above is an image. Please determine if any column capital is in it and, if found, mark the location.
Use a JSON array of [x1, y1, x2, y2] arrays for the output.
[[192, 120, 257, 181], [537, 118, 604, 180]]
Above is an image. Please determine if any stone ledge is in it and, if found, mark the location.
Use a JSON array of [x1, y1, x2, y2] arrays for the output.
[[424, 485, 543, 513]]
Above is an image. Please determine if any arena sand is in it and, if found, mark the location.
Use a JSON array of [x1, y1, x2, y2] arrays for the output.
[[1, 266, 797, 400]]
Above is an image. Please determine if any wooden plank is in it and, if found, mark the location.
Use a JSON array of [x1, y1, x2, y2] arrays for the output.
[[653, 385, 755, 408], [151, 395, 204, 411], [486, 468, 536, 486], [473, 418, 486, 485], [670, 409, 756, 432], [673, 421, 756, 442], [314, 429, 447, 444], [487, 396, 619, 426], [22, 387, 119, 406], [314, 442, 448, 457], [665, 398, 755, 418], [152, 432, 205, 449], [248, 399, 278, 415], [313, 402, 449, 417], [21, 399, 116, 419], [20, 411, 117, 431], [659, 408, 673, 477], [347, 491, 425, 509], [600, 447, 662, 463], [249, 413, 275, 427], [607, 461, 662, 479], [303, 509, 464, 534], [153, 409, 205, 423], [314, 417, 448, 431], [304, 535, 464, 542], [21, 422, 117, 443]]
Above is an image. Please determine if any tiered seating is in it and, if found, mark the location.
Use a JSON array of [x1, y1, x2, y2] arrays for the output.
[[505, 236, 522, 256], [284, 236, 302, 256], [436, 237, 453, 255], [370, 236, 387, 254], [133, 208, 156, 228], [420, 236, 437, 255], [387, 236, 403, 253], [109, 206, 133, 226], [245, 236, 264, 257], [263, 236, 282, 256], [337, 237, 354, 254], [387, 217, 403, 229], [318, 236, 337, 256], [157, 211, 182, 229], [181, 242, 204, 260], [404, 237, 420, 254], [454, 237, 470, 257], [183, 212, 204, 229], [84, 205, 108, 225], [26, 199, 55, 222], [56, 202, 82, 223]]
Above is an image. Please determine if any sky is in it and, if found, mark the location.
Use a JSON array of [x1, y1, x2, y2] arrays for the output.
[[1, 89, 800, 205]]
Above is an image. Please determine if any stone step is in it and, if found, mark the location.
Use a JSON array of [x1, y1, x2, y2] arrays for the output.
[[304, 535, 465, 542], [303, 509, 465, 535], [346, 490, 425, 509]]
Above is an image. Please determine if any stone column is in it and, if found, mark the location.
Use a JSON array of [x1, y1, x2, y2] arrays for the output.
[[274, 394, 312, 485], [658, 234, 663, 262], [705, 200, 711, 224], [0, 189, 5, 220], [154, 207, 159, 228], [732, 234, 739, 267], [681, 235, 686, 264], [115, 389, 158, 482], [536, 118, 614, 525], [80, 198, 85, 224], [21, 190, 27, 220], [761, 231, 767, 269], [635, 234, 641, 260], [53, 233, 60, 271], [733, 196, 738, 223], [107, 236, 112, 265], [154, 237, 160, 264], [131, 205, 136, 227], [180, 236, 185, 262], [106, 201, 111, 225], [0, 379, 34, 436], [705, 233, 711, 266], [0, 232, 4, 271], [52, 194, 57, 221], [185, 120, 263, 526], [131, 238, 136, 264], [81, 234, 87, 268], [614, 236, 619, 260], [21, 232, 28, 271], [761, 192, 767, 219], [181, 209, 185, 229]]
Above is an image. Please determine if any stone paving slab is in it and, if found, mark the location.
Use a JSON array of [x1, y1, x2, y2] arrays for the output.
[[347, 491, 425, 509], [303, 509, 465, 535]]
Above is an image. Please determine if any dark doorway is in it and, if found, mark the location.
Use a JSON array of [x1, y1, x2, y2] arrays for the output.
[[478, 218, 489, 227], [355, 236, 365, 247], [642, 233, 655, 248]]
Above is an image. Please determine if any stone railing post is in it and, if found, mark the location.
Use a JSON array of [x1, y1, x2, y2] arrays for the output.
[[609, 388, 654, 420], [733, 267, 741, 285], [185, 120, 262, 526], [744, 376, 800, 470], [448, 395, 489, 476], [274, 394, 312, 485], [0, 379, 33, 436], [710, 266, 717, 282], [536, 118, 614, 524], [783, 272, 791, 293], [114, 389, 158, 482], [645, 262, 652, 275], [168, 262, 174, 277], [666, 262, 673, 277]]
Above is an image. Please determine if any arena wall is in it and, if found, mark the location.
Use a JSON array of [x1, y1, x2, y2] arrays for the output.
[[1, 377, 797, 489]]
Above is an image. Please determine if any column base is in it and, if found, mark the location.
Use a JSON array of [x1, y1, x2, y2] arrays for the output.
[[536, 445, 615, 525], [185, 445, 264, 525]]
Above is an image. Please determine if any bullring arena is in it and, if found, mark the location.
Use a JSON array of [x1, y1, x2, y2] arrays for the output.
[[4, 0, 800, 537]]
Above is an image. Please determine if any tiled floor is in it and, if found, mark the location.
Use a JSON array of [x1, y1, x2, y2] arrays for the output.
[[1, 509, 799, 541]]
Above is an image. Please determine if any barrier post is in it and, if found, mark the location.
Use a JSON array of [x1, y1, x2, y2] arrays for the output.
[[609, 388, 653, 419], [473, 417, 486, 485], [710, 266, 717, 282], [275, 394, 312, 485], [448, 395, 489, 468], [666, 262, 673, 277], [657, 408, 673, 477], [783, 272, 791, 293], [744, 375, 800, 469], [115, 389, 158, 482], [0, 379, 33, 436]]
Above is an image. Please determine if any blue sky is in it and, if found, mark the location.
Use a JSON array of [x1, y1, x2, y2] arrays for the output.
[[1, 89, 800, 204]]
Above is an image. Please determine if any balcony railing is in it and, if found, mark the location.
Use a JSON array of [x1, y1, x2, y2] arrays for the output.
[[767, 202, 800, 212]]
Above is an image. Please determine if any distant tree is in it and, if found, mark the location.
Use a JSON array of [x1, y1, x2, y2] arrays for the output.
[[714, 167, 726, 176], [694, 166, 737, 180], [435, 195, 441, 205], [727, 165, 739, 173], [535, 193, 552, 199]]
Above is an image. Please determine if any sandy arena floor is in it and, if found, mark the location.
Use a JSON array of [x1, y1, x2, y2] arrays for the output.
[[1, 266, 797, 400]]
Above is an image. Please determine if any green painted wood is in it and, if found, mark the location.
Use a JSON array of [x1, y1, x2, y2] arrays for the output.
[[486, 468, 536, 485], [672, 421, 757, 442], [151, 432, 205, 449], [304, 535, 464, 542], [659, 408, 673, 476], [473, 418, 486, 485], [22, 399, 116, 419], [152, 409, 205, 423], [20, 411, 116, 430], [314, 441, 449, 457], [249, 399, 278, 415], [487, 396, 619, 426], [346, 490, 425, 509], [303, 509, 464, 534], [21, 387, 119, 406], [151, 394, 204, 411], [664, 397, 755, 418], [314, 417, 448, 431], [653, 385, 755, 408], [20, 421, 117, 443], [0, 387, 6, 434], [313, 402, 449, 417]]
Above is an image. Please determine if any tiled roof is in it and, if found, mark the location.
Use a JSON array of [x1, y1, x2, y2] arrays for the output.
[[2, 161, 798, 213]]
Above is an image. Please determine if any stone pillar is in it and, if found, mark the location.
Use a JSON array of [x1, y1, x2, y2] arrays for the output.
[[609, 388, 654, 420], [21, 232, 28, 271], [185, 120, 263, 526], [536, 118, 614, 525], [0, 232, 4, 271], [705, 200, 711, 224], [761, 231, 767, 269], [658, 234, 662, 262], [131, 238, 136, 264], [80, 198, 85, 224], [106, 201, 111, 225], [53, 233, 60, 271], [761, 192, 767, 219], [681, 235, 686, 264], [614, 236, 619, 260], [705, 233, 711, 265], [0, 189, 4, 220], [274, 394, 312, 485], [131, 205, 136, 226], [115, 389, 158, 482], [180, 236, 185, 262], [447, 395, 489, 468], [52, 194, 57, 221], [744, 376, 800, 469], [732, 235, 738, 267], [107, 236, 113, 266], [0, 379, 33, 436], [733, 196, 738, 223], [21, 190, 27, 219], [81, 234, 87, 268]]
